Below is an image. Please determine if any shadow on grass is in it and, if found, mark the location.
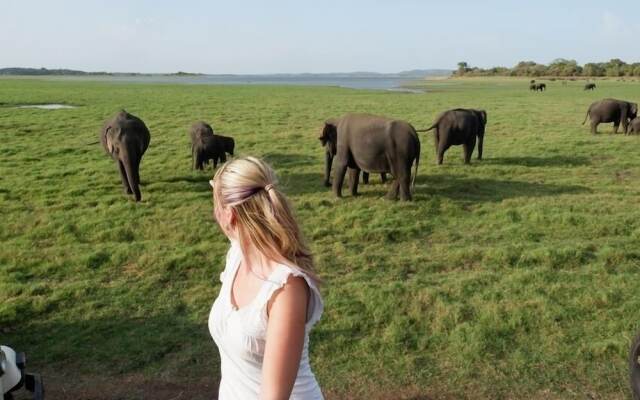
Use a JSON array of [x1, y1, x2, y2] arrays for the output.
[[417, 174, 591, 203], [156, 174, 213, 192], [484, 155, 590, 167]]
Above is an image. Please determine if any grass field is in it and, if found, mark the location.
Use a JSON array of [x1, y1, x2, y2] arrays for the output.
[[1, 76, 640, 399]]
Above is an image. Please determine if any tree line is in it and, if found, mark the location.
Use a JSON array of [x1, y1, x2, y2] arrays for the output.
[[455, 59, 640, 77]]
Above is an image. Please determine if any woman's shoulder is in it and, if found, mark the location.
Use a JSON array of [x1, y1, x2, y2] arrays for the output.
[[262, 263, 324, 327]]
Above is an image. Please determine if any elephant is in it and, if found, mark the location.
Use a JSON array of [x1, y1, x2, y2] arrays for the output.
[[424, 108, 487, 165], [319, 113, 420, 201], [630, 331, 640, 400], [584, 83, 596, 91], [530, 79, 536, 84], [100, 110, 150, 202], [319, 127, 387, 187], [189, 122, 235, 170], [535, 83, 546, 91], [627, 117, 640, 135], [582, 98, 638, 134], [529, 83, 537, 91]]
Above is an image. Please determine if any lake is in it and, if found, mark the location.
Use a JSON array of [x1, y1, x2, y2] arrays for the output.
[[42, 74, 431, 91]]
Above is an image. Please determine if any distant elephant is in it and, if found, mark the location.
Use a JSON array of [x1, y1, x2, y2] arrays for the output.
[[582, 98, 638, 134], [627, 117, 640, 135], [100, 110, 150, 202], [584, 83, 596, 91], [425, 108, 487, 164], [319, 113, 420, 201], [536, 83, 546, 91], [630, 331, 640, 400], [529, 83, 537, 91], [189, 121, 235, 170], [530, 79, 536, 84]]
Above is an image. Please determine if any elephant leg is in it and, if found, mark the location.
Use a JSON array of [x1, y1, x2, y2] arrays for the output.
[[463, 136, 476, 164], [398, 165, 412, 201], [613, 123, 619, 134], [591, 121, 598, 134], [332, 162, 348, 198], [437, 143, 448, 165], [386, 179, 399, 200], [623, 120, 629, 134], [324, 152, 333, 187], [380, 173, 387, 183], [348, 168, 361, 196], [117, 160, 133, 194], [477, 135, 484, 160], [362, 171, 369, 185]]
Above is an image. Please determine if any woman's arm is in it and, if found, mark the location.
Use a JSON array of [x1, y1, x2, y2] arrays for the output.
[[260, 276, 310, 400]]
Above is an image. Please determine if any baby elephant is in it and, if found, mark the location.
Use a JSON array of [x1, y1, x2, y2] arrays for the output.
[[627, 117, 640, 135], [425, 108, 487, 165], [189, 122, 235, 170], [100, 110, 151, 202], [584, 83, 596, 91]]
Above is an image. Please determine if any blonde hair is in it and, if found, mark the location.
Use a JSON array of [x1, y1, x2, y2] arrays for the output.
[[212, 156, 320, 285]]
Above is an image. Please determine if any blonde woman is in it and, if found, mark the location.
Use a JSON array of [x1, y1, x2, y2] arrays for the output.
[[208, 156, 324, 400]]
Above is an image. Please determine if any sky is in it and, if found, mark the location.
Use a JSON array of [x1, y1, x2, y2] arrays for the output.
[[1, 0, 639, 74]]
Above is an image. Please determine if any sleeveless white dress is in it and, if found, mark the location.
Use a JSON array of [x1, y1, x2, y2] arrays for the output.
[[208, 241, 324, 400]]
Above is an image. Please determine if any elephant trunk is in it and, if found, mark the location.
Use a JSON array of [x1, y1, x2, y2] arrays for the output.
[[122, 153, 142, 201], [324, 151, 333, 187]]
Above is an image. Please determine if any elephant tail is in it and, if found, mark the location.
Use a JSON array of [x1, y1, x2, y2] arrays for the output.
[[582, 108, 591, 125], [415, 125, 436, 133]]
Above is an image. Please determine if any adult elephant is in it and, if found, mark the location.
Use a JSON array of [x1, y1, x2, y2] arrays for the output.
[[424, 108, 487, 165], [536, 83, 546, 91], [189, 121, 214, 169], [100, 110, 150, 202], [319, 114, 420, 201], [319, 125, 386, 187], [582, 98, 638, 134], [631, 331, 640, 400], [584, 83, 596, 91]]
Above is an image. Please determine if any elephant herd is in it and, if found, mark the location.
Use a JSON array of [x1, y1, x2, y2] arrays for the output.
[[99, 94, 637, 203], [99, 110, 234, 202]]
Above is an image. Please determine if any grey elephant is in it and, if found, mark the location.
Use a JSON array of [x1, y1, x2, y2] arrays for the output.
[[100, 110, 150, 202], [631, 331, 640, 400], [319, 128, 386, 187], [189, 122, 235, 170], [584, 83, 596, 91], [627, 117, 640, 135], [424, 108, 487, 164], [535, 83, 546, 91], [582, 98, 638, 134], [529, 83, 537, 91], [319, 113, 420, 201]]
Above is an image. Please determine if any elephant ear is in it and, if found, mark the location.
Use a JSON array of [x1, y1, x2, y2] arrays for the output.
[[480, 110, 487, 125], [106, 126, 120, 155], [319, 121, 337, 145]]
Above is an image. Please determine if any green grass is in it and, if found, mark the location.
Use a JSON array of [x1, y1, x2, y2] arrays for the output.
[[1, 76, 640, 399]]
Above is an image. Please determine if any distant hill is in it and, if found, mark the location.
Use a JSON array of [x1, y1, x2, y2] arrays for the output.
[[0, 67, 451, 78]]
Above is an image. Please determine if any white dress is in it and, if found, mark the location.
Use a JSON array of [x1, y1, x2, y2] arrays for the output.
[[208, 241, 324, 400]]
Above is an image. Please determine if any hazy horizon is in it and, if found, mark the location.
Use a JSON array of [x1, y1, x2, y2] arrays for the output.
[[2, 0, 639, 74]]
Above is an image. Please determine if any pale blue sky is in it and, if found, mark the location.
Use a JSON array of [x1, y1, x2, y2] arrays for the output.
[[1, 0, 638, 74]]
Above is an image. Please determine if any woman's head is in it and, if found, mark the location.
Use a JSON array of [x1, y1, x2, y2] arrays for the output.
[[210, 156, 319, 284]]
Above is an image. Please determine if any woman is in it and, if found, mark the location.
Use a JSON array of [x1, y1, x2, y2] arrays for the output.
[[208, 156, 324, 400]]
